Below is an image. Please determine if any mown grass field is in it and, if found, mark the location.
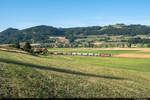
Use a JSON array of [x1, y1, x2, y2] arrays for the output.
[[0, 49, 150, 98], [48, 48, 150, 55]]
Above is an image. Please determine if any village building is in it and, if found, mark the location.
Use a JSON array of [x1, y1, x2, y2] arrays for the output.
[[40, 48, 48, 52]]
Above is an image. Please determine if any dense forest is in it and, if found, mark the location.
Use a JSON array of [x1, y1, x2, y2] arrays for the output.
[[0, 24, 150, 44]]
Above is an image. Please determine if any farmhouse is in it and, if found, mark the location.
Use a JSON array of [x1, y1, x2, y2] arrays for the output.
[[40, 48, 48, 52], [34, 48, 48, 54]]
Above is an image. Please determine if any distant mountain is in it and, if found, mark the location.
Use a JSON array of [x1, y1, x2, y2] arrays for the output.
[[0, 25, 64, 44], [0, 24, 150, 44], [0, 28, 19, 38], [0, 28, 20, 44], [20, 25, 64, 36]]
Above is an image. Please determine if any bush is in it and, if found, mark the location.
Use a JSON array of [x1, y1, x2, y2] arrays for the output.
[[23, 42, 31, 51], [9, 42, 20, 49]]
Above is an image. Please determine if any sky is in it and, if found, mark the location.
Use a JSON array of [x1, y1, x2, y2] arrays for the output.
[[0, 0, 150, 31]]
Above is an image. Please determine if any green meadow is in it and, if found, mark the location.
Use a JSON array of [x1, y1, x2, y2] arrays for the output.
[[0, 49, 150, 98], [48, 48, 150, 55]]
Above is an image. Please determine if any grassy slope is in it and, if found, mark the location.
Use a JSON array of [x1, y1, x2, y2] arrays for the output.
[[0, 50, 150, 98]]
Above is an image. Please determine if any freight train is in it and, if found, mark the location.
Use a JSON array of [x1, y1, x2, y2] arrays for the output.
[[51, 52, 112, 57]]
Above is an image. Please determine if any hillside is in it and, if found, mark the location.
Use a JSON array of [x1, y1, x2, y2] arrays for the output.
[[0, 49, 150, 98], [1, 24, 150, 44], [0, 25, 64, 44]]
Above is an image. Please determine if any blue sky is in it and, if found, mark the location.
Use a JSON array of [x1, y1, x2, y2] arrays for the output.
[[0, 0, 150, 31]]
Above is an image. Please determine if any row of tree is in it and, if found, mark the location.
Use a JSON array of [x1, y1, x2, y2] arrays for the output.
[[128, 37, 150, 44], [9, 42, 49, 55], [9, 42, 31, 52]]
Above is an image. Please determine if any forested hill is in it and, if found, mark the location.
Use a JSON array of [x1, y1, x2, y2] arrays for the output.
[[0, 24, 150, 44]]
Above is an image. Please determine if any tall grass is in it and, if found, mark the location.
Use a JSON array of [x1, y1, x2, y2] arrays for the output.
[[0, 50, 150, 98]]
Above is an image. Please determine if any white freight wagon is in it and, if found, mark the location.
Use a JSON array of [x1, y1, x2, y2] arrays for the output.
[[72, 53, 77, 55], [88, 53, 94, 56], [94, 54, 100, 56], [82, 53, 88, 56], [77, 53, 82, 55]]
